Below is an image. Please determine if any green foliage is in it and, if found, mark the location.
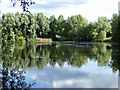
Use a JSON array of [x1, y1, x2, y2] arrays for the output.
[[2, 67, 36, 89], [111, 14, 120, 42], [1, 12, 50, 44], [0, 12, 117, 43], [94, 17, 112, 41], [67, 15, 88, 41], [110, 45, 120, 72], [49, 15, 58, 40], [36, 13, 50, 38], [17, 36, 25, 47]]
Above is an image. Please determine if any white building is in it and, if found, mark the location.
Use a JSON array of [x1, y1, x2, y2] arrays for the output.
[[119, 1, 120, 15]]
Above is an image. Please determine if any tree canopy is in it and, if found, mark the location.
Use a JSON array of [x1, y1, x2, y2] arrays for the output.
[[1, 12, 120, 43]]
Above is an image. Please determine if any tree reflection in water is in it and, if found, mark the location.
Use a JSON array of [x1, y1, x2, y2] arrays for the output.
[[110, 44, 120, 72], [110, 44, 120, 89], [1, 42, 120, 88], [2, 67, 36, 89], [1, 42, 37, 89], [2, 42, 112, 69]]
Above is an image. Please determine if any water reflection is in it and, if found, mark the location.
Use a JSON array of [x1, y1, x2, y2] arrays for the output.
[[110, 45, 120, 72], [2, 67, 36, 89], [2, 42, 112, 69], [1, 42, 120, 88], [25, 63, 118, 88]]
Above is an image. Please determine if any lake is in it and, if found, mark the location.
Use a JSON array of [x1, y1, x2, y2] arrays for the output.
[[1, 42, 120, 88]]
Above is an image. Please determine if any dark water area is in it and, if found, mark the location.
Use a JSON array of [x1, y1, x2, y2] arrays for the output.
[[1, 42, 120, 88]]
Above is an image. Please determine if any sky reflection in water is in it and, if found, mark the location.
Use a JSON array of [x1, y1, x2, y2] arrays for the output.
[[26, 61, 118, 88], [2, 42, 119, 88]]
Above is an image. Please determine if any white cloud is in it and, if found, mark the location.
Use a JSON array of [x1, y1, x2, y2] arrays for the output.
[[0, 0, 120, 21], [53, 79, 92, 88], [27, 0, 120, 21], [48, 0, 119, 21], [26, 62, 118, 88], [1, 7, 23, 14], [1, 0, 11, 4], [35, 0, 48, 5], [35, 0, 87, 3]]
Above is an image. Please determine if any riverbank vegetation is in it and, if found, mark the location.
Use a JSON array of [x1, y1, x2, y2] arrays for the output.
[[0, 12, 120, 44]]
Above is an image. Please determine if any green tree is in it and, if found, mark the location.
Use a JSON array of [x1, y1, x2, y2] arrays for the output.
[[36, 13, 50, 38], [26, 13, 37, 41], [20, 13, 29, 41], [94, 16, 111, 41], [49, 15, 58, 40], [67, 15, 88, 41], [111, 14, 120, 42], [56, 15, 68, 40], [86, 22, 97, 41], [1, 13, 16, 43]]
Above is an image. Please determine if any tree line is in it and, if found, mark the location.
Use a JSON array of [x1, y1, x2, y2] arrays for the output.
[[0, 12, 120, 43]]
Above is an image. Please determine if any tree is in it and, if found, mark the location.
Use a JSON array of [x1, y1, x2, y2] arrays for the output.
[[67, 15, 88, 41], [1, 13, 16, 43], [36, 13, 50, 38], [26, 13, 37, 41], [14, 12, 22, 40], [2, 67, 36, 89], [111, 14, 120, 42], [49, 15, 58, 40], [11, 0, 35, 12], [94, 16, 111, 41], [56, 15, 67, 41], [58, 15, 64, 23], [85, 22, 97, 41]]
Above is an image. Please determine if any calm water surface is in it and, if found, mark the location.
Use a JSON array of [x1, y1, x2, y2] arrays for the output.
[[1, 42, 120, 88]]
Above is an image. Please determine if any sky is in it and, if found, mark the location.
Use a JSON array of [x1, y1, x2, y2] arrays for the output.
[[0, 0, 120, 21]]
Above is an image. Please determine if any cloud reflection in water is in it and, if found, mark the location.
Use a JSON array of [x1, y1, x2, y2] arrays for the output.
[[26, 61, 118, 88]]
